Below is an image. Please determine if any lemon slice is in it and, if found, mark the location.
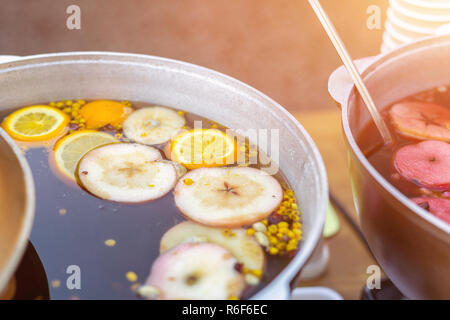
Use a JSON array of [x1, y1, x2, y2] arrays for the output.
[[2, 105, 69, 141], [53, 130, 118, 180], [170, 129, 236, 169]]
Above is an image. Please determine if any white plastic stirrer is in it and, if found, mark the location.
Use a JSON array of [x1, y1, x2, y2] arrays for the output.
[[308, 0, 393, 145]]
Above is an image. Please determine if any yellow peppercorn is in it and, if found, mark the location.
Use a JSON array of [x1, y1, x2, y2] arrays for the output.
[[184, 178, 194, 185], [286, 244, 297, 251], [278, 221, 289, 228], [56, 102, 64, 108], [49, 102, 56, 107], [278, 227, 289, 234], [292, 222, 301, 229], [276, 242, 287, 250], [126, 271, 138, 282], [251, 269, 262, 277], [177, 111, 185, 116], [287, 230, 295, 239], [104, 239, 116, 247], [51, 279, 61, 288], [269, 247, 279, 255], [291, 203, 298, 210], [246, 228, 255, 236], [268, 225, 278, 234], [269, 236, 278, 245], [262, 219, 268, 226]]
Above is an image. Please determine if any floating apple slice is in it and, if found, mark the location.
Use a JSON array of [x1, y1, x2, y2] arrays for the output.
[[394, 140, 450, 191], [157, 159, 187, 179], [146, 243, 245, 300], [78, 143, 177, 203], [389, 102, 450, 141], [160, 221, 265, 271], [174, 167, 283, 228], [412, 197, 450, 224], [122, 106, 185, 145]]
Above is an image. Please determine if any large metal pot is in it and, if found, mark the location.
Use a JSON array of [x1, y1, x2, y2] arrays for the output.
[[329, 35, 450, 299], [0, 52, 328, 299], [0, 129, 34, 296]]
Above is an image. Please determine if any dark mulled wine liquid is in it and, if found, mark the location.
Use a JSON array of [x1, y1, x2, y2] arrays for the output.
[[1, 101, 300, 300]]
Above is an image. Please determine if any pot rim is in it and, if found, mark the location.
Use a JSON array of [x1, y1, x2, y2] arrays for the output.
[[0, 51, 328, 299], [0, 128, 35, 294], [341, 35, 450, 235]]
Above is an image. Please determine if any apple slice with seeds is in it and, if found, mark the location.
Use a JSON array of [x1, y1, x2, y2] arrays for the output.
[[146, 242, 245, 300], [174, 167, 283, 228], [389, 102, 450, 141], [78, 143, 177, 203], [160, 221, 265, 272], [394, 140, 450, 191]]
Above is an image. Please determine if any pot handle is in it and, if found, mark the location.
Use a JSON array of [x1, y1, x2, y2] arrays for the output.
[[328, 56, 378, 107], [252, 282, 343, 300], [291, 286, 343, 300], [290, 242, 342, 299]]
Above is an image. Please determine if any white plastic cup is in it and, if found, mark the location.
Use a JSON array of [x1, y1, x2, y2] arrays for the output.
[[436, 23, 450, 35], [381, 0, 450, 53], [391, 0, 450, 22]]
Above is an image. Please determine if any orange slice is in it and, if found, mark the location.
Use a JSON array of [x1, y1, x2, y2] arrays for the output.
[[80, 100, 133, 129], [2, 105, 69, 141]]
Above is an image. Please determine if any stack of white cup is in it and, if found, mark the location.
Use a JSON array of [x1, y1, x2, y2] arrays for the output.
[[381, 0, 450, 53]]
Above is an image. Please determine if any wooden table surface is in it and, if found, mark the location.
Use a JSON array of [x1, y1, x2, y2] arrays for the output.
[[294, 109, 382, 300]]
